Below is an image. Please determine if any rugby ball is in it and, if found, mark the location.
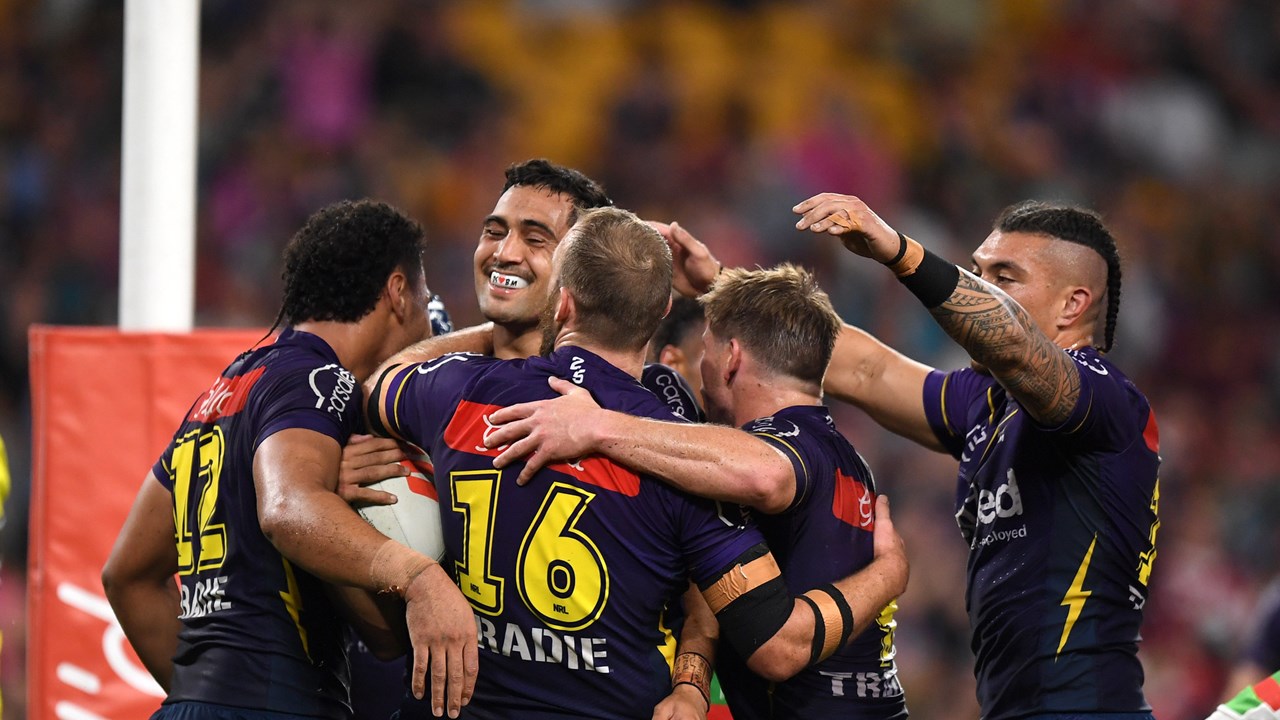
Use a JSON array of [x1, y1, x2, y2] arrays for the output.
[[356, 447, 447, 562]]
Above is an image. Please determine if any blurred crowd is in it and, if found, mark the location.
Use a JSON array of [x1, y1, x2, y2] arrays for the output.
[[3, 0, 1280, 718]]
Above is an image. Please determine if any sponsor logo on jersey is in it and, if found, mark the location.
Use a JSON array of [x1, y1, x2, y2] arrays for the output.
[[819, 667, 903, 698], [308, 363, 358, 416], [444, 399, 641, 496], [977, 468, 1023, 525], [188, 367, 265, 423], [475, 615, 610, 674]]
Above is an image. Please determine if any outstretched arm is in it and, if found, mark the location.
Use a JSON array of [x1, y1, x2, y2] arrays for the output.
[[795, 192, 1081, 426], [484, 377, 798, 513], [824, 323, 943, 452]]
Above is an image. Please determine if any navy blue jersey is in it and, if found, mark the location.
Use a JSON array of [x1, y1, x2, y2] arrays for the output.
[[922, 346, 1161, 718], [369, 348, 765, 719], [641, 363, 704, 422], [715, 406, 906, 720], [151, 328, 363, 719]]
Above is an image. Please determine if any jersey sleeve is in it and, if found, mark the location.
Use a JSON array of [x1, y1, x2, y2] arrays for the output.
[[922, 368, 988, 460], [254, 364, 361, 450], [1042, 349, 1151, 451], [641, 363, 705, 422], [367, 353, 484, 445], [671, 492, 768, 587], [741, 417, 809, 512]]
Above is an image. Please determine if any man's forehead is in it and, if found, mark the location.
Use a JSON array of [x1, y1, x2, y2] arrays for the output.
[[491, 185, 575, 237]]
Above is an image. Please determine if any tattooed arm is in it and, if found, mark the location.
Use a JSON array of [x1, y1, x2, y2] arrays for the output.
[[926, 270, 1081, 426], [793, 192, 1081, 427]]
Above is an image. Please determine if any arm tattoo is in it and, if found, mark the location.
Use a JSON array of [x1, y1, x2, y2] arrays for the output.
[[927, 270, 1081, 426]]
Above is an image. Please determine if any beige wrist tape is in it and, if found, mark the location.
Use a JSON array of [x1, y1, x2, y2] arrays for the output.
[[369, 538, 433, 597]]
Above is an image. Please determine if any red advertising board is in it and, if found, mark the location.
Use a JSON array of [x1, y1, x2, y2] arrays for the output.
[[28, 327, 263, 719]]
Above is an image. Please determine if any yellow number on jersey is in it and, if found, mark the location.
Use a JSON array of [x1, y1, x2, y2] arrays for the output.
[[1137, 478, 1160, 586], [169, 427, 228, 575], [519, 483, 608, 631], [451, 473, 609, 630], [451, 469, 505, 614]]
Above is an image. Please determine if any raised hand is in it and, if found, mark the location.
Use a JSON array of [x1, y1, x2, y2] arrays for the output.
[[792, 193, 901, 263], [648, 220, 720, 296]]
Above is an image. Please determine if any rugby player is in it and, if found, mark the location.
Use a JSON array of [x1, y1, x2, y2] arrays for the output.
[[101, 200, 477, 719], [793, 193, 1161, 719]]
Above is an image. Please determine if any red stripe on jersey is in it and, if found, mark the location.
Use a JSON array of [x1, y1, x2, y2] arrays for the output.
[[1254, 675, 1280, 707], [832, 469, 875, 530], [443, 399, 639, 496], [188, 366, 266, 423], [1142, 408, 1160, 454]]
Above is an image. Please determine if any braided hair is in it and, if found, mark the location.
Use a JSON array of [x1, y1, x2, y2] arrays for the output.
[[995, 201, 1122, 353]]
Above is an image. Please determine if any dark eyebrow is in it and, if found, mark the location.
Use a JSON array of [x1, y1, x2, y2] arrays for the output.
[[972, 257, 1026, 275], [483, 215, 558, 239]]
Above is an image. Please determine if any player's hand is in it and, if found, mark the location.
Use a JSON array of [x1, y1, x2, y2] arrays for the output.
[[648, 220, 720, 296], [403, 563, 479, 718], [792, 193, 901, 262], [338, 434, 408, 506], [871, 495, 909, 597], [484, 376, 603, 485], [651, 683, 710, 720]]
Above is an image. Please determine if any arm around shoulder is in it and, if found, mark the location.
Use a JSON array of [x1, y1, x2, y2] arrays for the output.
[[825, 323, 943, 452]]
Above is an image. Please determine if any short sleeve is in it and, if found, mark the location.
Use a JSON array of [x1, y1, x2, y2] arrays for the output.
[[742, 416, 809, 512], [368, 353, 486, 444], [922, 368, 989, 460], [1047, 349, 1150, 451]]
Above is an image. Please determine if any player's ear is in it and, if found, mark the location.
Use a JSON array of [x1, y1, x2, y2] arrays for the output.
[[554, 287, 573, 324], [1059, 285, 1093, 330], [724, 337, 743, 384], [386, 269, 410, 320], [658, 344, 684, 369]]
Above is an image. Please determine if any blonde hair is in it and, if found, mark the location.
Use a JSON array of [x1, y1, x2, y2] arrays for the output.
[[700, 263, 840, 384], [560, 207, 673, 352]]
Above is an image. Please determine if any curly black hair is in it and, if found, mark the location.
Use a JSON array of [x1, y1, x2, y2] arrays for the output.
[[503, 158, 612, 224], [276, 199, 425, 327], [995, 201, 1122, 352]]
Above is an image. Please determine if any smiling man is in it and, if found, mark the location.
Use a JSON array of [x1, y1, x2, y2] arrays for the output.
[[475, 159, 613, 359]]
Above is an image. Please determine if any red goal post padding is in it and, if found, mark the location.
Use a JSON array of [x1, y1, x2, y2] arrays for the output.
[[28, 326, 265, 719]]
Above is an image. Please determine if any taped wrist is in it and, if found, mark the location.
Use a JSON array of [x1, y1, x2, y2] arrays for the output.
[[895, 242, 960, 309], [703, 544, 790, 659], [671, 652, 711, 711], [797, 584, 856, 664], [369, 538, 433, 598]]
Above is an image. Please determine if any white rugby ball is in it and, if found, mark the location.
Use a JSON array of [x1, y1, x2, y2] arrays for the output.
[[356, 449, 446, 562]]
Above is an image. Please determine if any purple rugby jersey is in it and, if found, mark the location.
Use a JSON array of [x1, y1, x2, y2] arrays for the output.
[[714, 406, 907, 720], [151, 328, 363, 719], [923, 346, 1161, 719], [370, 347, 765, 720]]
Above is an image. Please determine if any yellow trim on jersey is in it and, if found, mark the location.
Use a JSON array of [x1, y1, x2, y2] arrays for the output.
[[976, 409, 1020, 467], [1057, 535, 1097, 657], [986, 387, 998, 426], [939, 374, 956, 437], [751, 433, 808, 483], [1067, 392, 1094, 434], [279, 557, 310, 660], [381, 364, 411, 442]]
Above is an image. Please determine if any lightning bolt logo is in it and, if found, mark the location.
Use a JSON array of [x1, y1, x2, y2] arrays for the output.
[[1056, 535, 1097, 657], [279, 557, 311, 659]]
